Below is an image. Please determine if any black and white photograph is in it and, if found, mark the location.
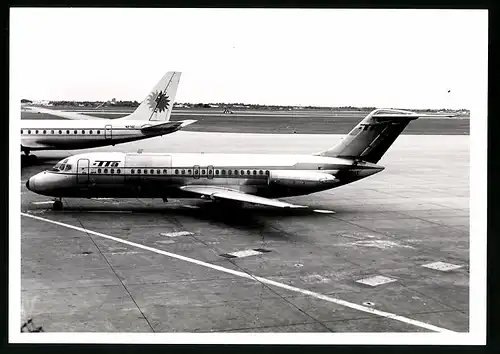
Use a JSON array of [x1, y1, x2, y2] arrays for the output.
[[10, 8, 487, 344]]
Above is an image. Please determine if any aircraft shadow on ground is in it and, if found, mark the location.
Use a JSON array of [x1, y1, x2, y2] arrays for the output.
[[46, 200, 334, 230]]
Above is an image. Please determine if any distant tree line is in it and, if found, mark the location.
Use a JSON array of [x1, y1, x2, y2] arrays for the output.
[[21, 98, 470, 114], [48, 100, 139, 107]]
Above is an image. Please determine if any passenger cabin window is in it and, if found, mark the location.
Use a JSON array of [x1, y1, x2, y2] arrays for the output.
[[175, 169, 179, 175], [35, 130, 39, 134], [144, 169, 147, 174], [181, 169, 185, 175], [51, 130, 54, 134], [59, 130, 62, 134], [82, 130, 85, 134], [150, 169, 154, 174], [221, 170, 226, 175], [74, 130, 77, 134], [104, 169, 108, 174], [43, 130, 47, 134], [259, 170, 263, 175], [131, 169, 135, 174], [187, 169, 192, 174], [97, 130, 100, 134], [117, 169, 121, 174], [215, 170, 219, 175], [110, 169, 114, 174], [163, 169, 167, 174], [137, 170, 141, 174], [89, 130, 93, 134], [28, 130, 31, 134], [253, 170, 257, 175], [157, 170, 161, 174], [66, 130, 70, 134], [228, 170, 232, 175]]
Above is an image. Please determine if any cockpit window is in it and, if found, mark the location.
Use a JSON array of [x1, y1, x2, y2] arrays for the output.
[[64, 164, 72, 171], [51, 159, 69, 172]]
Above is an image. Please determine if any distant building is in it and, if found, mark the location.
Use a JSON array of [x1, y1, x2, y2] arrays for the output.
[[33, 100, 52, 106]]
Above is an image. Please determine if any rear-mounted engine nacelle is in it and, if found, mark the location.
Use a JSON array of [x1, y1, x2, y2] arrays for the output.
[[268, 170, 337, 187]]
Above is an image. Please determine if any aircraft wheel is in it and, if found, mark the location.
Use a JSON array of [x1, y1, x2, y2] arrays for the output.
[[53, 200, 63, 211]]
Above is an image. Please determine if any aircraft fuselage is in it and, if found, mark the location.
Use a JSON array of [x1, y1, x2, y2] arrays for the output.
[[21, 119, 185, 151], [26, 152, 385, 199]]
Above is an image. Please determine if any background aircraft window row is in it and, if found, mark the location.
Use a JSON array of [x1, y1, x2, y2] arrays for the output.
[[22, 129, 103, 135]]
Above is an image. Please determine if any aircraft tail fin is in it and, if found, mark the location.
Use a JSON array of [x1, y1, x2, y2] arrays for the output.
[[315, 109, 453, 163], [120, 71, 181, 122]]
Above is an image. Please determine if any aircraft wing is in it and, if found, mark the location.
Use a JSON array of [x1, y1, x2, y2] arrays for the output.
[[26, 106, 108, 120], [140, 119, 197, 133], [179, 185, 307, 209]]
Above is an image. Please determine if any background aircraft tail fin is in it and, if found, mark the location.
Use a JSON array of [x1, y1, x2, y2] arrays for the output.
[[120, 71, 181, 122], [315, 109, 451, 163]]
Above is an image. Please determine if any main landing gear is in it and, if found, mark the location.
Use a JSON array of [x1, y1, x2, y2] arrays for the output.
[[53, 198, 63, 211]]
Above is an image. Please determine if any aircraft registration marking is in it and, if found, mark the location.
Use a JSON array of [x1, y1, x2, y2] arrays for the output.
[[21, 212, 457, 334]]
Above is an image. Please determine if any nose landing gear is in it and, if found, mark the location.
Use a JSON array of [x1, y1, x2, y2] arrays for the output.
[[53, 198, 63, 211]]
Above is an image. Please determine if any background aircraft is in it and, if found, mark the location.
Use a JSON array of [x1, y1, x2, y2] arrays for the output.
[[25, 109, 452, 210], [20, 71, 195, 159]]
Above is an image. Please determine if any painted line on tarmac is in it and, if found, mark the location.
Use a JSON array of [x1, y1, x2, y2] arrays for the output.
[[21, 212, 456, 333]]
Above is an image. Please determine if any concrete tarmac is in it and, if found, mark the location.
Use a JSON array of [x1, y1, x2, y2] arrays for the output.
[[20, 127, 469, 332]]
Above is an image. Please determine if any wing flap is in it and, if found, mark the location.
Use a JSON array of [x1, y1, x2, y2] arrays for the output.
[[179, 185, 307, 209]]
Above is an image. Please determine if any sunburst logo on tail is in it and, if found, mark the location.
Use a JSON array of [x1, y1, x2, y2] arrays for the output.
[[147, 90, 170, 113]]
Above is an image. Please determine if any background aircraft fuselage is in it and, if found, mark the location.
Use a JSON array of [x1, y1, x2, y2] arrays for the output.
[[21, 119, 189, 151]]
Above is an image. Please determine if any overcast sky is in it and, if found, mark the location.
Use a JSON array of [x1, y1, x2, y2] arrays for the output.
[[10, 8, 487, 109]]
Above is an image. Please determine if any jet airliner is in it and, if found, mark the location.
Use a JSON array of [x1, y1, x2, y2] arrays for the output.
[[26, 109, 448, 210], [21, 71, 195, 158]]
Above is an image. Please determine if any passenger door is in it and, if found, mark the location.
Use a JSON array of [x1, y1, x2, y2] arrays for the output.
[[76, 158, 90, 183], [105, 124, 112, 140]]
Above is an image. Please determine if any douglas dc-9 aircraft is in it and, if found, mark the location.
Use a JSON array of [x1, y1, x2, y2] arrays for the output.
[[26, 109, 450, 210], [21, 71, 195, 158]]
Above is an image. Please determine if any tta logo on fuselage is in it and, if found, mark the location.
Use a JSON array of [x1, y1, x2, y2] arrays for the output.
[[147, 90, 170, 113], [92, 160, 120, 167]]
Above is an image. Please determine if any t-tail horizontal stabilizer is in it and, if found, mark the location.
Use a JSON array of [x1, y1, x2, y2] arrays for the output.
[[316, 109, 454, 164]]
